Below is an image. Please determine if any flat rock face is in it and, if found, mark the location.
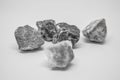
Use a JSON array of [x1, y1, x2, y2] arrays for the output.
[[56, 23, 80, 47], [14, 25, 44, 51], [36, 19, 57, 42], [46, 41, 74, 69], [82, 18, 107, 42]]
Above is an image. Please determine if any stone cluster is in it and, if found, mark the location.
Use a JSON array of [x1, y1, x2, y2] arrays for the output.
[[36, 19, 80, 48], [14, 18, 107, 70]]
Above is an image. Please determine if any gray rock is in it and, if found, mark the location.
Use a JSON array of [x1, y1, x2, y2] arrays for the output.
[[36, 20, 80, 48], [46, 41, 74, 69], [15, 25, 44, 51], [82, 18, 107, 42], [36, 19, 57, 42], [54, 22, 80, 47]]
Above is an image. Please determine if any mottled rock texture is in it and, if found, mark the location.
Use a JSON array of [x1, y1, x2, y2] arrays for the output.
[[15, 25, 44, 51], [46, 41, 74, 69], [82, 18, 107, 43], [36, 20, 80, 48], [55, 22, 80, 47], [36, 19, 57, 42]]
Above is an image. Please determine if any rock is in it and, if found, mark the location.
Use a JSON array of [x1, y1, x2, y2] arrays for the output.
[[55, 22, 80, 47], [14, 25, 44, 51], [36, 20, 80, 48], [46, 41, 74, 69], [82, 18, 107, 43], [36, 19, 57, 42]]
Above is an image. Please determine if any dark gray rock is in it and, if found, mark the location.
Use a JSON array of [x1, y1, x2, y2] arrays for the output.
[[36, 20, 80, 48], [82, 18, 107, 43], [36, 19, 57, 42], [15, 25, 44, 51], [46, 41, 74, 69], [54, 22, 80, 47]]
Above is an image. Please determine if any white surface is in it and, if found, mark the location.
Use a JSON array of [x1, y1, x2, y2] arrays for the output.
[[0, 0, 120, 80]]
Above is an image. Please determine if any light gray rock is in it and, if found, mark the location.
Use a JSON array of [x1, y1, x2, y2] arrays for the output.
[[46, 41, 74, 69], [15, 25, 44, 51], [82, 18, 107, 42]]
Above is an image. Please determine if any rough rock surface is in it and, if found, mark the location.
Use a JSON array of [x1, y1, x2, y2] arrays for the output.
[[82, 18, 107, 42], [36, 19, 57, 42], [46, 41, 74, 69], [54, 22, 80, 47], [15, 25, 44, 51], [36, 20, 80, 48]]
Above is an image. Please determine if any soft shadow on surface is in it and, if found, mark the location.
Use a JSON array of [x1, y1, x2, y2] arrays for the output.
[[73, 42, 81, 49], [51, 63, 74, 71], [12, 43, 18, 51], [83, 38, 107, 45], [12, 44, 44, 53], [20, 47, 44, 53]]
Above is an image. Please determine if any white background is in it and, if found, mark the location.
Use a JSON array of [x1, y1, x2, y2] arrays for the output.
[[0, 0, 120, 80]]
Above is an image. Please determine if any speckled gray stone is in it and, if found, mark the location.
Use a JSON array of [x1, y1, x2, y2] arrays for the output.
[[53, 22, 80, 48], [82, 18, 107, 42], [15, 25, 44, 51], [36, 19, 57, 42], [46, 41, 74, 69]]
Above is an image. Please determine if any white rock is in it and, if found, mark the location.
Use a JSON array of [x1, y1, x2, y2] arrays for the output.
[[83, 18, 107, 42], [46, 41, 74, 69]]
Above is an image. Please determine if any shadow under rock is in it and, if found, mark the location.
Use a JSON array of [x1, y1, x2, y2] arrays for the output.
[[51, 63, 74, 71], [20, 47, 44, 53], [83, 38, 107, 45], [73, 42, 81, 49]]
